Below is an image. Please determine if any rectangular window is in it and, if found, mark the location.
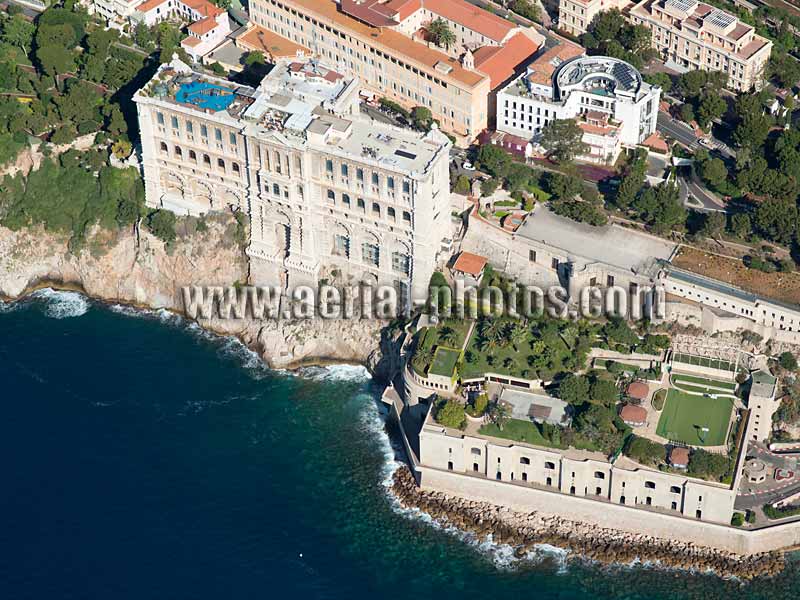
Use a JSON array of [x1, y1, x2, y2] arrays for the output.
[[326, 159, 333, 173], [392, 252, 409, 274], [402, 180, 410, 194], [551, 258, 559, 270], [156, 112, 164, 125], [387, 177, 395, 190], [362, 243, 379, 266], [229, 132, 237, 145], [171, 116, 179, 129], [201, 124, 208, 137], [186, 121, 193, 134], [215, 128, 222, 141], [529, 250, 536, 262], [341, 164, 348, 177], [334, 234, 348, 257]]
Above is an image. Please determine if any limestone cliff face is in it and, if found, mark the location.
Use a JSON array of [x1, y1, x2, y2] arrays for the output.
[[0, 215, 392, 376]]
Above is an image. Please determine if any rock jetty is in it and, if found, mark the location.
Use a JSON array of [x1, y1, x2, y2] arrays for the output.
[[391, 466, 784, 579]]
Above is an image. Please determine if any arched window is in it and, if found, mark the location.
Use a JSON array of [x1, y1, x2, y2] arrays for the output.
[[217, 158, 225, 170], [327, 189, 335, 201], [594, 471, 605, 480], [203, 154, 211, 165], [520, 457, 530, 465], [403, 211, 411, 222], [159, 141, 168, 153], [232, 162, 240, 174], [174, 146, 182, 157], [372, 202, 380, 215], [342, 194, 350, 205], [388, 207, 396, 219], [189, 150, 197, 161]]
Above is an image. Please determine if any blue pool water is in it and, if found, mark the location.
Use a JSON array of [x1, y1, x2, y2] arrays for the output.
[[175, 81, 235, 112], [1, 290, 799, 599]]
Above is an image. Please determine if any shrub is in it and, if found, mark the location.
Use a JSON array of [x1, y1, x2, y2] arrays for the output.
[[688, 448, 731, 482], [467, 392, 489, 417], [454, 174, 471, 195], [146, 209, 177, 243], [779, 351, 798, 371], [763, 503, 800, 520], [624, 435, 666, 466], [436, 398, 466, 430], [731, 512, 745, 527]]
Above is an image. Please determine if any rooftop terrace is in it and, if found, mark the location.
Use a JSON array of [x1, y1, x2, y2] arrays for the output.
[[515, 206, 676, 277]]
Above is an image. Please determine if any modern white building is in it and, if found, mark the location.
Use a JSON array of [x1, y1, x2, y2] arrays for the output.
[[497, 53, 661, 164], [134, 56, 454, 300]]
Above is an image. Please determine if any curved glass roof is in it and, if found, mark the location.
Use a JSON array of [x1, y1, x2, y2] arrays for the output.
[[554, 56, 642, 98]]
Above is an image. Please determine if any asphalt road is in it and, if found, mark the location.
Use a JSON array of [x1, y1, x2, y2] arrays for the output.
[[735, 443, 800, 510], [657, 111, 700, 148], [683, 173, 726, 212]]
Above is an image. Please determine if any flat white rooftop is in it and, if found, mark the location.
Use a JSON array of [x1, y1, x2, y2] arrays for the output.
[[515, 206, 677, 276]]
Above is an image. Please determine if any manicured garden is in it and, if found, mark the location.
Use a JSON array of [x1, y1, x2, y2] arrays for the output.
[[671, 373, 736, 392], [479, 418, 557, 448], [429, 347, 460, 377], [655, 389, 734, 446]]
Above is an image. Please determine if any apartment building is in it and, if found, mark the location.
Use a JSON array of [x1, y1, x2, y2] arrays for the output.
[[246, 0, 543, 143], [496, 51, 661, 164], [134, 56, 453, 299], [630, 0, 772, 91], [419, 404, 737, 524], [558, 0, 632, 36]]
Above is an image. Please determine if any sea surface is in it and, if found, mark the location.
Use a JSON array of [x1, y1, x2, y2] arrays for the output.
[[0, 290, 798, 600]]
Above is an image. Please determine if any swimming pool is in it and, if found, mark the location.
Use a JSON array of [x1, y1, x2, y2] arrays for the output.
[[175, 81, 236, 112]]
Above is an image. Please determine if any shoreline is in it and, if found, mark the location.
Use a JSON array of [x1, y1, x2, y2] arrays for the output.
[[1, 281, 373, 373], [389, 466, 786, 579], [3, 283, 787, 580]]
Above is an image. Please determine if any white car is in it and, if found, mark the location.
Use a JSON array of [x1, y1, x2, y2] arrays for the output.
[[699, 138, 714, 148], [462, 162, 476, 171]]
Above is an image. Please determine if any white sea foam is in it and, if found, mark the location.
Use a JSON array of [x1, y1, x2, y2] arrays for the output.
[[298, 364, 372, 382], [359, 397, 569, 572], [0, 299, 20, 314], [32, 289, 89, 319]]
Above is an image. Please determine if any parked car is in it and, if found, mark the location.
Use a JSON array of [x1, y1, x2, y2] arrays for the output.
[[462, 162, 476, 171]]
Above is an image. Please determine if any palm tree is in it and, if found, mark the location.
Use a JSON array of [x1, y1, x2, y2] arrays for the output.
[[487, 401, 510, 430], [412, 345, 434, 373], [510, 321, 528, 351], [428, 18, 456, 50], [439, 325, 458, 347]]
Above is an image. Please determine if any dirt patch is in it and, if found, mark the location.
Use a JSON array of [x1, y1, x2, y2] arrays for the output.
[[673, 246, 800, 306]]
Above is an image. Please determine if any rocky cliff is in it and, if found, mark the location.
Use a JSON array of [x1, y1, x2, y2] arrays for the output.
[[0, 214, 399, 378]]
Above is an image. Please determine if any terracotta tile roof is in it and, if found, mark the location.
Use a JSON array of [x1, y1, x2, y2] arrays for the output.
[[136, 0, 168, 12], [283, 0, 485, 88], [729, 22, 751, 41], [137, 0, 223, 17], [473, 32, 539, 89], [578, 121, 618, 136], [342, 0, 421, 25], [642, 132, 669, 153], [670, 447, 690, 466], [188, 15, 218, 35], [525, 40, 584, 86], [452, 251, 488, 276], [238, 25, 310, 58], [627, 381, 649, 401], [423, 0, 515, 42], [738, 37, 770, 60], [181, 35, 202, 48], [620, 404, 647, 424]]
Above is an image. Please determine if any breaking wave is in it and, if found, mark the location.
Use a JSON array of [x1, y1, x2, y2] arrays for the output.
[[31, 289, 90, 319]]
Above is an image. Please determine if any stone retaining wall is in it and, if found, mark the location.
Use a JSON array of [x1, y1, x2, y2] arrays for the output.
[[417, 465, 800, 555]]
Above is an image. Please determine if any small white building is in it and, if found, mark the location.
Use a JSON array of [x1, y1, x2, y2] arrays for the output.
[[497, 53, 661, 164], [133, 0, 231, 61]]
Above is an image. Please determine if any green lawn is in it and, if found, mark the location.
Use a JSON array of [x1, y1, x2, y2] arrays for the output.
[[479, 418, 556, 448], [671, 374, 736, 392], [656, 389, 734, 446], [429, 347, 460, 377]]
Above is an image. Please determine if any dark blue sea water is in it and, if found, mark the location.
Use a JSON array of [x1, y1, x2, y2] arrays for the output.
[[1, 290, 798, 600]]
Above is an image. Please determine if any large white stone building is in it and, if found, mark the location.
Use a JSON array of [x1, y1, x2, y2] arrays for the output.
[[496, 53, 661, 164], [134, 57, 454, 300]]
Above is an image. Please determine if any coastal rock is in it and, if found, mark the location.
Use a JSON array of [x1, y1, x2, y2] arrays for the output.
[[389, 466, 784, 580], [0, 216, 387, 373]]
